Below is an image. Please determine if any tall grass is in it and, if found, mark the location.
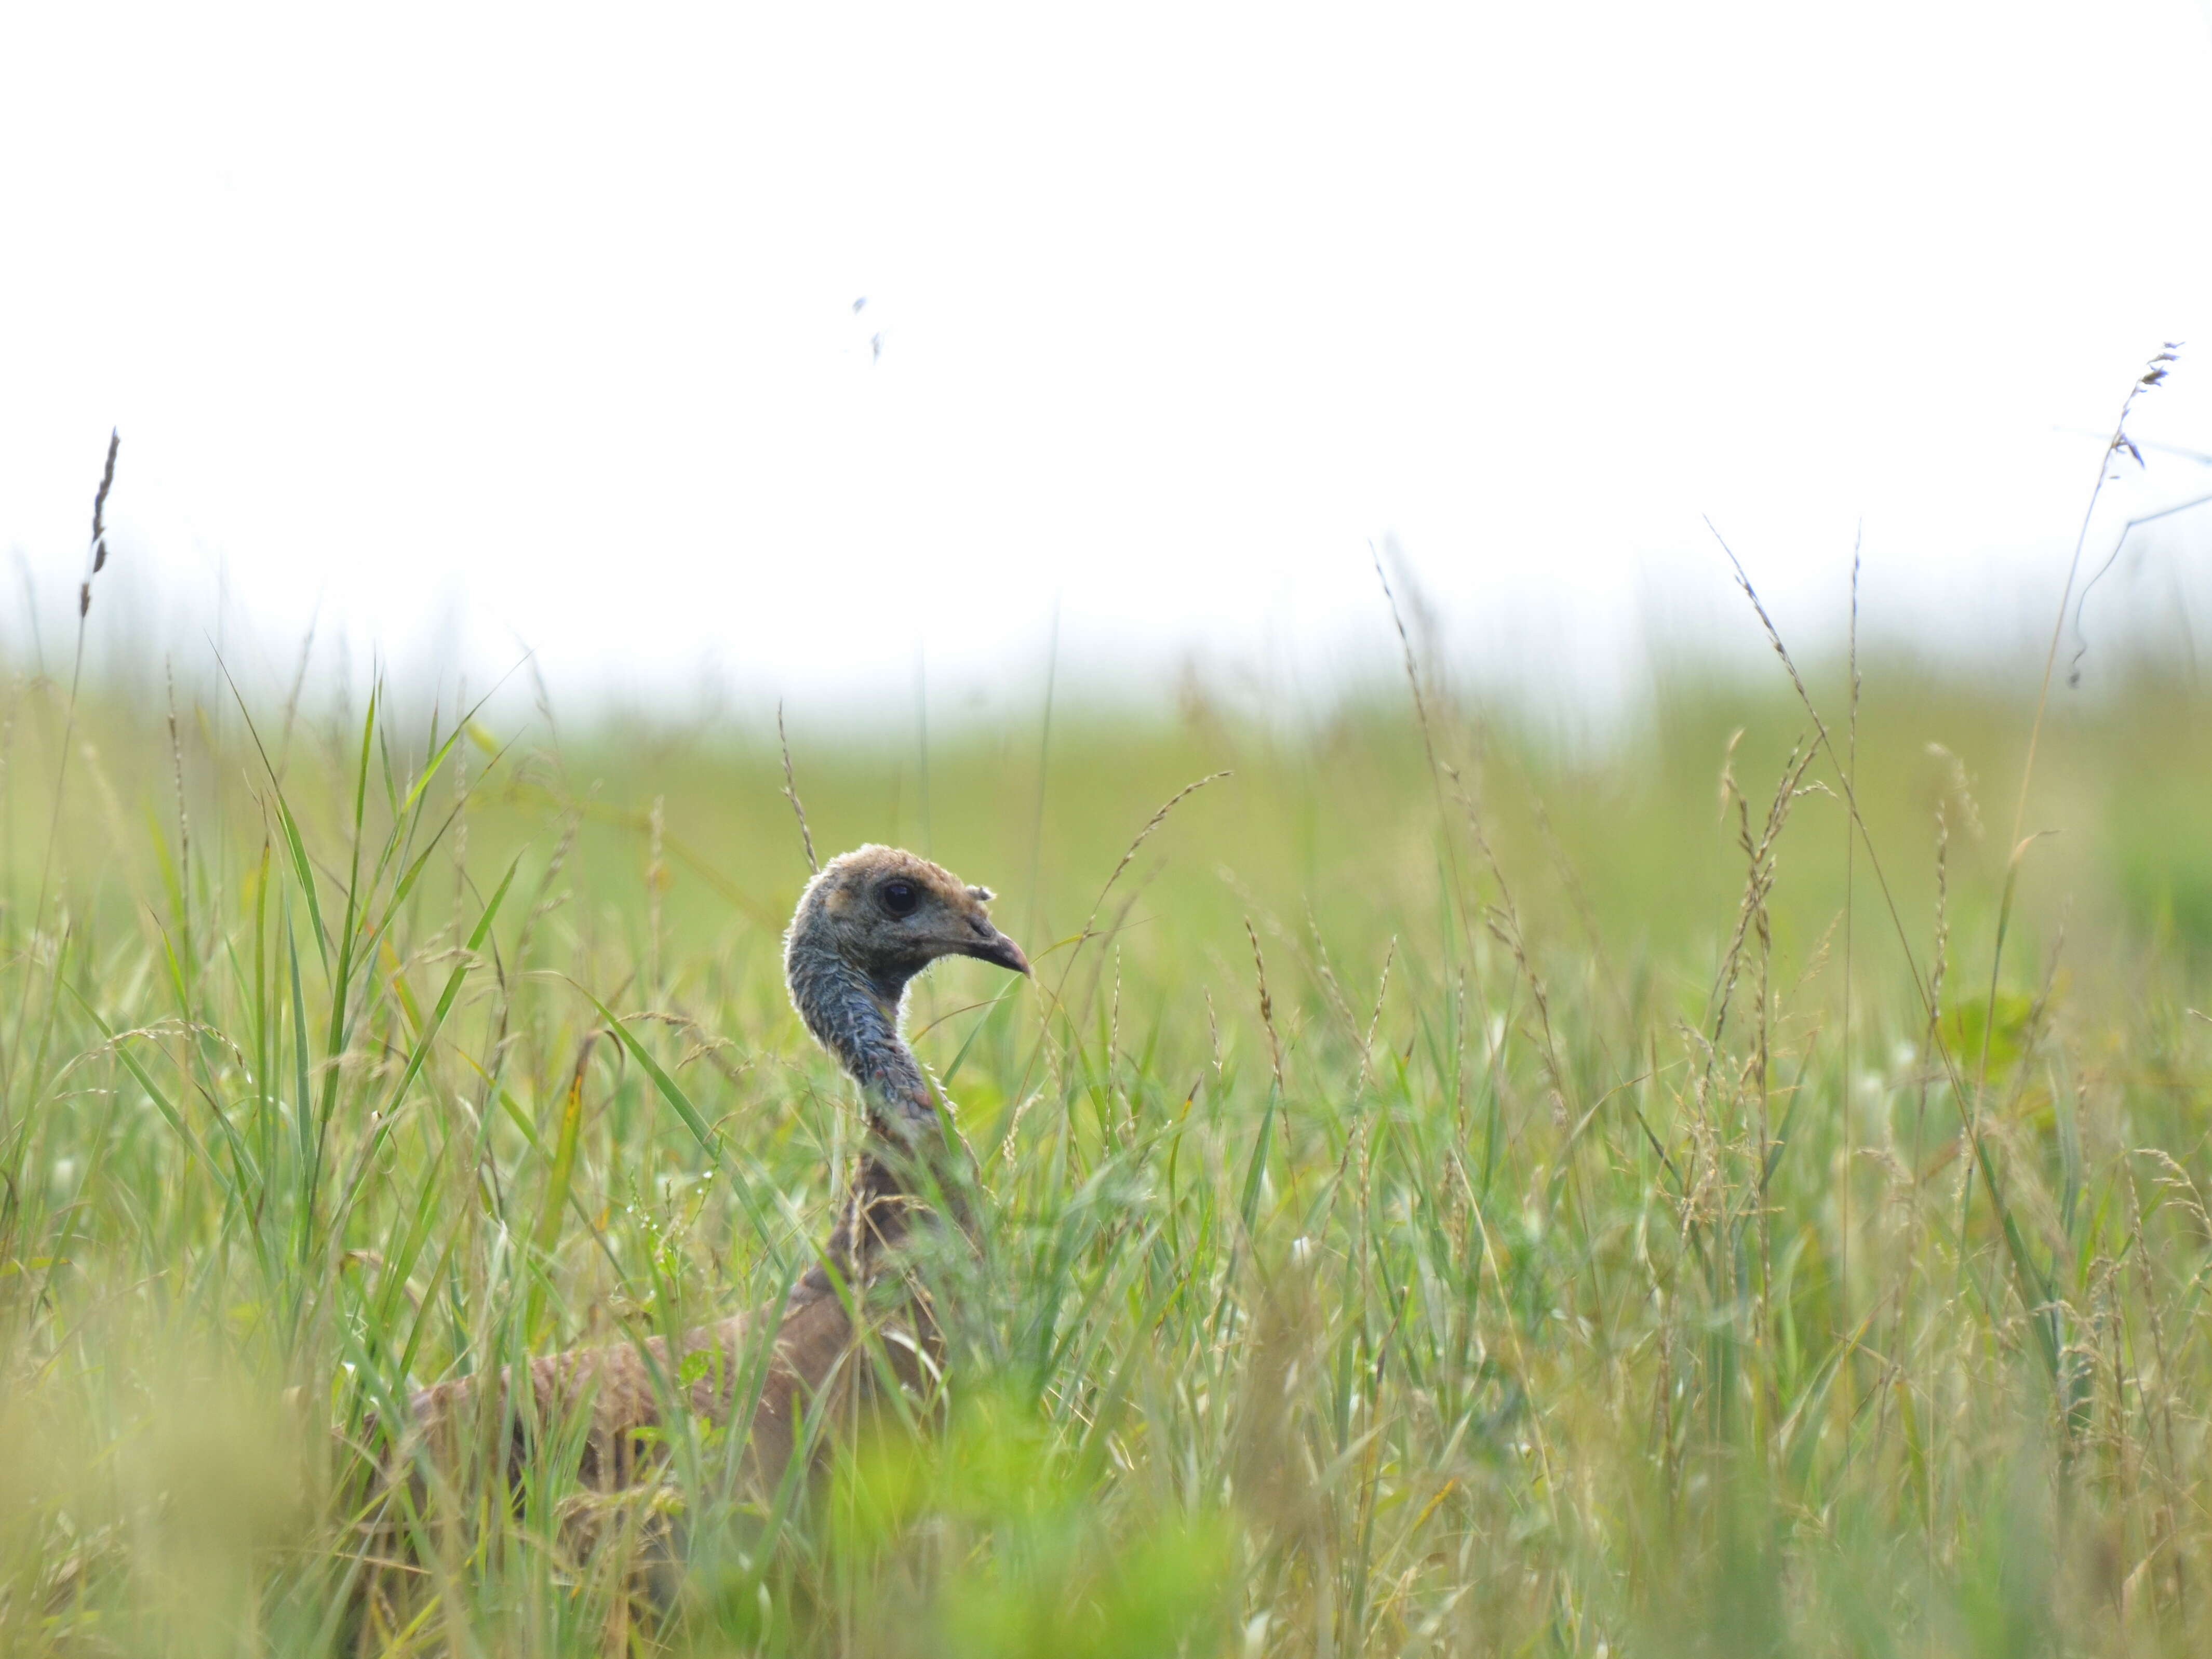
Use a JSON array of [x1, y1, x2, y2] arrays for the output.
[[3, 598, 2211, 1654]]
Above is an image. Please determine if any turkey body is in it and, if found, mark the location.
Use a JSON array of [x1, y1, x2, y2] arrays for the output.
[[399, 1276, 915, 1493]]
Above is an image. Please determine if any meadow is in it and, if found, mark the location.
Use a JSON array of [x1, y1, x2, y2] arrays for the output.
[[3, 578, 2211, 1655]]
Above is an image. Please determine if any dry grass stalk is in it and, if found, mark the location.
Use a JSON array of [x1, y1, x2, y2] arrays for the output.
[[79, 428, 118, 621], [3, 432, 124, 1106], [1246, 918, 1284, 1096], [164, 660, 191, 959], [1842, 529, 1861, 1339], [778, 700, 819, 875]]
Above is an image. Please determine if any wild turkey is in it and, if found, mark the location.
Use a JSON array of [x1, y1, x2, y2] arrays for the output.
[[391, 844, 1028, 1492]]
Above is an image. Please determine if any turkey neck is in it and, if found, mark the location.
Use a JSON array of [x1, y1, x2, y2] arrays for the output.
[[783, 945, 954, 1300], [784, 950, 935, 1140]]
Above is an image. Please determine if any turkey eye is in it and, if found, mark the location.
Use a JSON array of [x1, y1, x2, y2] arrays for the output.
[[881, 880, 918, 917]]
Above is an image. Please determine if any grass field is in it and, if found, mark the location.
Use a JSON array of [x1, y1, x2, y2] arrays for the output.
[[3, 580, 2211, 1654]]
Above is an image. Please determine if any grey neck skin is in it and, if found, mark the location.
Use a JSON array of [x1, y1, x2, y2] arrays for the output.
[[783, 947, 937, 1145], [783, 932, 962, 1301]]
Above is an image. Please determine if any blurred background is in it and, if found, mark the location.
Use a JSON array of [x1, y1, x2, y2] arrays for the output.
[[5, 1, 2212, 729]]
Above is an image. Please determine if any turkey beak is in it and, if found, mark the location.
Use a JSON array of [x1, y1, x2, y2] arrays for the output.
[[961, 920, 1030, 976]]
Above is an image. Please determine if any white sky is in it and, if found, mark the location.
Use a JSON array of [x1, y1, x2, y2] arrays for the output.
[[5, 2, 2212, 723]]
